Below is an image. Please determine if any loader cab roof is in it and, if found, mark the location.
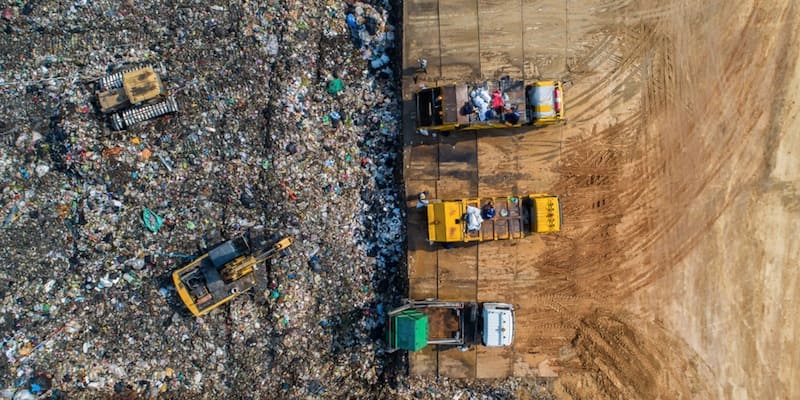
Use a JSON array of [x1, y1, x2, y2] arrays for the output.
[[123, 66, 165, 104], [207, 237, 250, 268]]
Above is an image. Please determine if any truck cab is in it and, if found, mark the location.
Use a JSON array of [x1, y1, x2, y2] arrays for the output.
[[525, 81, 565, 125], [525, 194, 563, 233], [387, 300, 514, 352], [482, 303, 515, 347]]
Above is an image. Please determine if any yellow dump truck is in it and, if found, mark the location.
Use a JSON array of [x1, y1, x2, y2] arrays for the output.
[[426, 194, 561, 243], [173, 233, 293, 316], [96, 65, 178, 130], [416, 79, 564, 132]]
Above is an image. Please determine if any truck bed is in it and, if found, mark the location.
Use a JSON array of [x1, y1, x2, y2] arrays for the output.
[[460, 80, 526, 126], [464, 197, 524, 241], [421, 307, 461, 340]]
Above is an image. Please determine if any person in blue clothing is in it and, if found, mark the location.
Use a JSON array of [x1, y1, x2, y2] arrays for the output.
[[505, 110, 521, 124], [346, 13, 362, 47], [346, 13, 359, 30], [416, 191, 429, 208], [462, 102, 474, 116], [482, 200, 496, 219]]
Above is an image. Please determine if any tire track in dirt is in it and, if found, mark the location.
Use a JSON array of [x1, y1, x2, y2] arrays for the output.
[[536, 0, 797, 398], [496, 0, 785, 396], [566, 0, 681, 126], [617, 1, 796, 296], [554, 312, 714, 399], [553, 0, 793, 298], [567, 21, 662, 122], [542, 115, 638, 299]]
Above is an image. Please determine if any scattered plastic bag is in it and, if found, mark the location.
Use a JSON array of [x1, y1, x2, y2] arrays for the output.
[[466, 206, 483, 231], [142, 208, 164, 233], [326, 78, 343, 95]]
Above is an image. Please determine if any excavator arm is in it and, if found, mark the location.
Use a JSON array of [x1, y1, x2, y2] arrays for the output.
[[252, 236, 294, 262]]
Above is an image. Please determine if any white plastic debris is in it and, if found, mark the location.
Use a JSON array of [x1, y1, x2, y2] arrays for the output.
[[35, 164, 50, 177], [466, 206, 484, 231]]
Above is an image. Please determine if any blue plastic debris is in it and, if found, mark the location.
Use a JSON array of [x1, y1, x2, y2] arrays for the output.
[[142, 208, 164, 233]]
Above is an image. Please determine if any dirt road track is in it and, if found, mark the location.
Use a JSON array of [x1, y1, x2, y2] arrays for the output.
[[547, 0, 800, 398], [554, 312, 716, 399]]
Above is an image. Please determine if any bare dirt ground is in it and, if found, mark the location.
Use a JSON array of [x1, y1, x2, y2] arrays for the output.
[[546, 0, 799, 398], [404, 0, 799, 398]]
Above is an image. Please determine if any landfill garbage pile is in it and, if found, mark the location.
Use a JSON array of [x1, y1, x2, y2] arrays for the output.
[[0, 1, 555, 399]]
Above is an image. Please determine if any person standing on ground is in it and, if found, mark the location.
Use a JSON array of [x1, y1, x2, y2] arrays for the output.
[[416, 191, 429, 208], [418, 58, 428, 74]]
